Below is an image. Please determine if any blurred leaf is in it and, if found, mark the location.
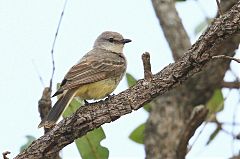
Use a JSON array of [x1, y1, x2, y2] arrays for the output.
[[75, 127, 109, 159], [126, 73, 137, 87], [63, 98, 109, 159], [129, 123, 145, 144], [194, 18, 212, 35], [206, 124, 221, 145], [20, 135, 36, 152], [206, 89, 224, 114]]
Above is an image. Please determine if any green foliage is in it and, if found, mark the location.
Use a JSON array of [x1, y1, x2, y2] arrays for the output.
[[206, 89, 224, 115], [126, 73, 137, 87], [206, 124, 221, 145], [75, 127, 109, 159], [129, 123, 145, 144], [20, 135, 36, 152], [62, 98, 109, 159]]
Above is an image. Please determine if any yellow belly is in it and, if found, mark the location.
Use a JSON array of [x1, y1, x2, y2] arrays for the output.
[[75, 78, 118, 100]]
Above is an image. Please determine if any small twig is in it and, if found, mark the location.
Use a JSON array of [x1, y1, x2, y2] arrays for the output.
[[216, 0, 223, 16], [2, 151, 10, 159], [212, 55, 240, 63], [209, 121, 238, 141], [142, 52, 152, 81], [221, 81, 240, 89], [177, 105, 209, 159], [49, 0, 69, 90]]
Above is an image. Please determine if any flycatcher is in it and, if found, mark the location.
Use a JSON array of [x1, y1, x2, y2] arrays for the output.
[[38, 31, 131, 128]]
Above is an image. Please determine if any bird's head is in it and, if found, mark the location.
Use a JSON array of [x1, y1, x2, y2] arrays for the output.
[[93, 31, 131, 53]]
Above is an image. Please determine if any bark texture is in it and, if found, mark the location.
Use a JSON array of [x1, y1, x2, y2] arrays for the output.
[[38, 87, 61, 159], [15, 1, 240, 158], [145, 0, 239, 159]]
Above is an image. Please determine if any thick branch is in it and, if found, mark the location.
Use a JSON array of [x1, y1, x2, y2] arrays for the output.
[[151, 0, 191, 60], [15, 2, 240, 159]]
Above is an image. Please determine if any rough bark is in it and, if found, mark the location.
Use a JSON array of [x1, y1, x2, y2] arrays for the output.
[[14, 1, 240, 158], [145, 0, 239, 159], [38, 87, 52, 134], [38, 87, 61, 159]]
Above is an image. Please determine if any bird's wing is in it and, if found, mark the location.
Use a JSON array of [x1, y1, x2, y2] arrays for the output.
[[53, 50, 126, 96]]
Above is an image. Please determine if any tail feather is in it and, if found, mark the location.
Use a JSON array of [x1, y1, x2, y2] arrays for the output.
[[38, 89, 76, 128]]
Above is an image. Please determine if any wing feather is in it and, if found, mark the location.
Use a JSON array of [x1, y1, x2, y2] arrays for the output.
[[54, 50, 126, 95], [60, 71, 107, 90]]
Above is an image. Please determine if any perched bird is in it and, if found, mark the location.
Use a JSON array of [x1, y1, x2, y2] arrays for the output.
[[38, 31, 131, 128]]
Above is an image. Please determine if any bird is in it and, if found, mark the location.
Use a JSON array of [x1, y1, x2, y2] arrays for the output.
[[38, 31, 131, 128]]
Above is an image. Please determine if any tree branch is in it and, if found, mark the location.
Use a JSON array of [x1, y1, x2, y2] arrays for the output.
[[221, 81, 240, 89], [49, 0, 69, 90], [15, 2, 240, 158]]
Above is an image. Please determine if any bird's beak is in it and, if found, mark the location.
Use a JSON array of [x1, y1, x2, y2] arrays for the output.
[[122, 39, 132, 44]]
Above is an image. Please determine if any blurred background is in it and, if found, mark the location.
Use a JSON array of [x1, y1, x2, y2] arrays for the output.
[[0, 0, 239, 158]]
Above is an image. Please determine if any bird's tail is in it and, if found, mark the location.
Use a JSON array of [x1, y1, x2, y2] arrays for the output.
[[38, 89, 77, 128]]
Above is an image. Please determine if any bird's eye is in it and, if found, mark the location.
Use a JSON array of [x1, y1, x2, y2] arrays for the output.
[[109, 38, 114, 43]]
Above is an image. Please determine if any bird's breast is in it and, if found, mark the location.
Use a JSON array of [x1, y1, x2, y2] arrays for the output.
[[75, 78, 120, 100]]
